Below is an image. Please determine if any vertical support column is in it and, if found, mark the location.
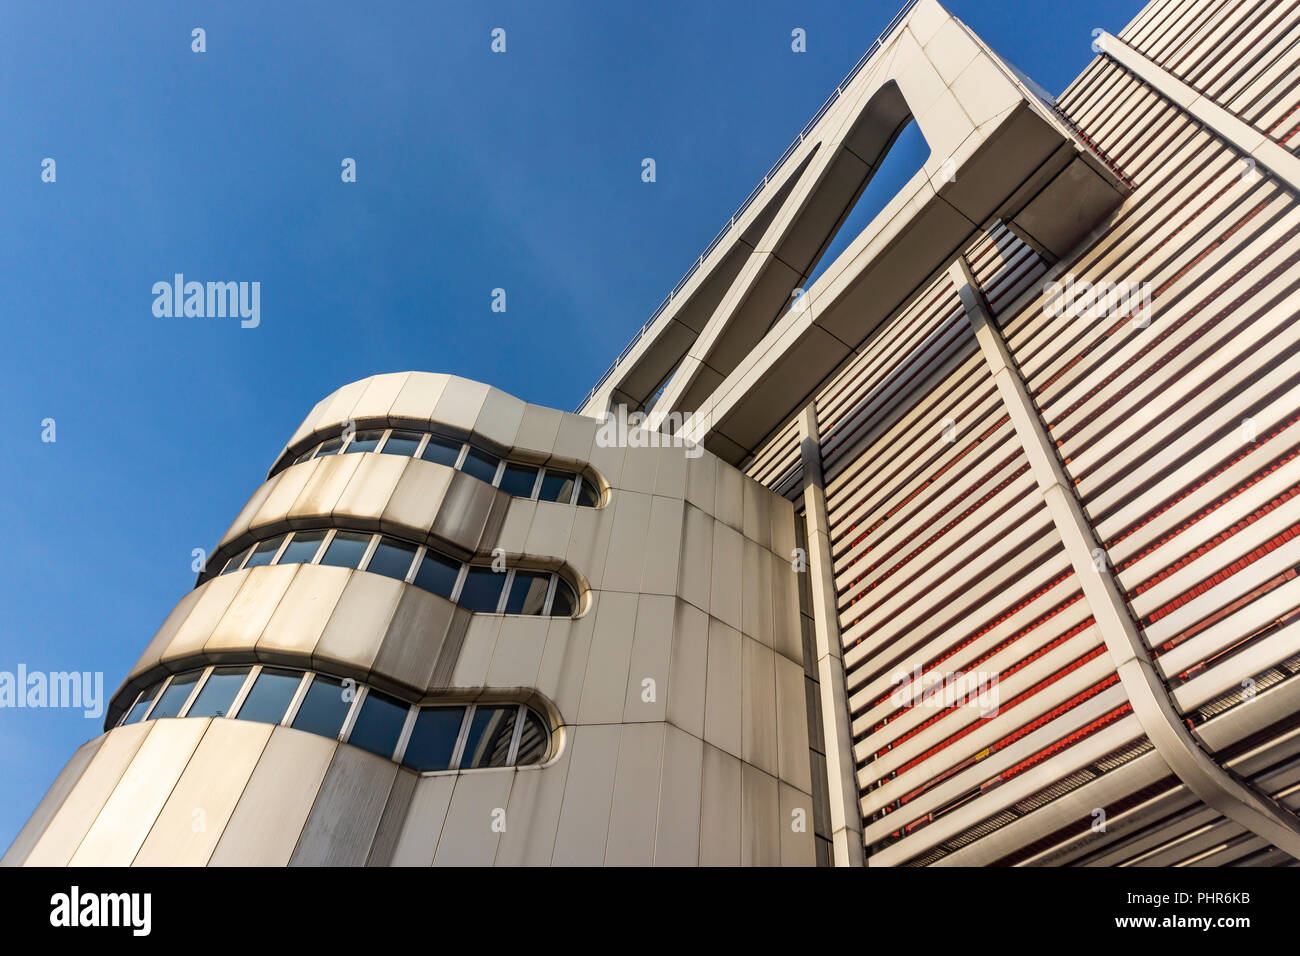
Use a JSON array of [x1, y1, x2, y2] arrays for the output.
[[949, 256, 1300, 858], [798, 402, 866, 866]]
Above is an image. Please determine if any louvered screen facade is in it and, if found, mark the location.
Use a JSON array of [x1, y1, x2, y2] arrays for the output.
[[740, 0, 1300, 866]]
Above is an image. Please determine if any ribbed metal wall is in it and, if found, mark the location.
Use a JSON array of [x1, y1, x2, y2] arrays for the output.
[[1004, 0, 1300, 866], [748, 0, 1300, 866], [817, 234, 1144, 867], [745, 416, 804, 500]]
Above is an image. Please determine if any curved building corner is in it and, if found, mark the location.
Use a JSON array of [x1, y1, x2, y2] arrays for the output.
[[3, 373, 825, 866]]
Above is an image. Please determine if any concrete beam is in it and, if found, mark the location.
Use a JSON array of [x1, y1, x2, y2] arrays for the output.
[[586, 0, 1128, 450]]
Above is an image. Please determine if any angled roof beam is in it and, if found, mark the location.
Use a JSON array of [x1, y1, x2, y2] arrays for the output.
[[648, 77, 917, 427], [676, 0, 1129, 462]]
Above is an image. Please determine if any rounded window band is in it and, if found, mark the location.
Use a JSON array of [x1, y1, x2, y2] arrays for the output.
[[117, 663, 552, 772], [278, 425, 601, 507], [215, 527, 579, 617]]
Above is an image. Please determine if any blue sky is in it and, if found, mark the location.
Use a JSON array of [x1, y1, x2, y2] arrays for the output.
[[0, 0, 1140, 849]]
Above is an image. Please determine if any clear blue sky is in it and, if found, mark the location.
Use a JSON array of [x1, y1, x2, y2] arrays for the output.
[[0, 0, 1141, 850]]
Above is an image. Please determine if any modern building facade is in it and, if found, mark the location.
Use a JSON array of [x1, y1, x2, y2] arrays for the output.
[[8, 0, 1300, 866]]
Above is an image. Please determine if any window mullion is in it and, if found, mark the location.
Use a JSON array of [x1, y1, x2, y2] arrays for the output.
[[496, 569, 515, 614], [312, 529, 337, 564], [269, 534, 293, 565], [226, 666, 260, 719], [449, 564, 469, 602], [176, 666, 212, 719], [340, 684, 368, 742], [393, 705, 419, 764], [139, 675, 173, 722], [357, 534, 382, 571], [406, 546, 426, 584], [281, 672, 315, 727], [541, 574, 557, 615], [449, 705, 475, 770], [506, 704, 526, 765]]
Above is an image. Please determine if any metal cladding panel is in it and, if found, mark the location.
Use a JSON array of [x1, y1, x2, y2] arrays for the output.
[[290, 744, 400, 867], [699, 741, 744, 865], [387, 774, 457, 867], [654, 724, 706, 865], [0, 736, 104, 867], [68, 718, 209, 866], [369, 586, 456, 692], [364, 767, 419, 867], [133, 718, 273, 866], [20, 721, 153, 866], [494, 757, 570, 867], [605, 723, 668, 866], [550, 724, 621, 866], [209, 727, 337, 867], [429, 770, 515, 866]]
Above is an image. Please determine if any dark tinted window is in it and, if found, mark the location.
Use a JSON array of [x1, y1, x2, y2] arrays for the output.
[[319, 531, 371, 569], [344, 429, 385, 454], [514, 709, 549, 765], [148, 673, 200, 720], [186, 666, 250, 719], [121, 682, 163, 725], [221, 544, 252, 574], [381, 430, 423, 457], [314, 436, 344, 458], [498, 463, 538, 497], [244, 534, 286, 569], [348, 690, 408, 759], [366, 537, 417, 581], [460, 706, 517, 769], [458, 566, 505, 612], [550, 578, 578, 617], [538, 470, 577, 503], [402, 707, 466, 772], [575, 479, 600, 507], [235, 668, 302, 724], [505, 571, 550, 615], [291, 675, 353, 739], [420, 435, 462, 467], [278, 529, 327, 565], [414, 552, 461, 599], [461, 447, 499, 483]]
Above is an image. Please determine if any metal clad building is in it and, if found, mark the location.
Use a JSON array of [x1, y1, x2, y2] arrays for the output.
[[8, 0, 1300, 866]]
